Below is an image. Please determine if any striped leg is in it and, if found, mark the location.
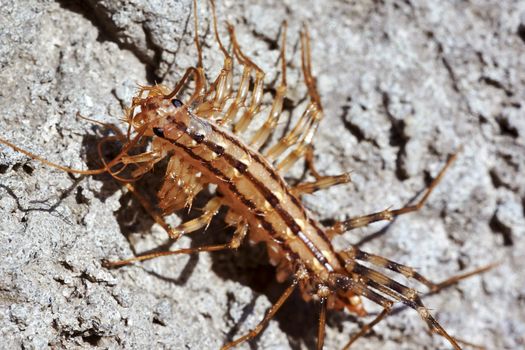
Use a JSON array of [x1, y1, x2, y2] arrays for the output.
[[104, 214, 246, 268], [345, 246, 497, 293], [327, 153, 458, 236], [340, 248, 496, 349], [346, 261, 463, 349], [292, 146, 351, 195], [292, 173, 351, 196]]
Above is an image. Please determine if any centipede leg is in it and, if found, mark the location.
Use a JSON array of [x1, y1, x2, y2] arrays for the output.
[[228, 24, 266, 134], [342, 308, 390, 350], [317, 297, 328, 350], [292, 173, 351, 196], [327, 152, 458, 236], [346, 246, 497, 294], [221, 280, 298, 350], [123, 183, 177, 240], [346, 261, 463, 349], [250, 22, 288, 150], [104, 218, 247, 268], [194, 0, 233, 117]]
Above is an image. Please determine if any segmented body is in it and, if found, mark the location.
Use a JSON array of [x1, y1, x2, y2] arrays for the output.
[[0, 1, 493, 349]]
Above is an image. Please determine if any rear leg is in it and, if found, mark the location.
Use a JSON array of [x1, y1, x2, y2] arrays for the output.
[[340, 248, 497, 349], [346, 261, 463, 349]]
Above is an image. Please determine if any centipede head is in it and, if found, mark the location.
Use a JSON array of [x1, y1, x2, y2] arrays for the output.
[[128, 85, 190, 140]]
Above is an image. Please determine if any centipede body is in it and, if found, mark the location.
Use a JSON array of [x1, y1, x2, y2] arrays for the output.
[[0, 0, 520, 350]]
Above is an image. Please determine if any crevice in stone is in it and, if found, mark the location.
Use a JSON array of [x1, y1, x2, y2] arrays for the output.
[[489, 210, 513, 246]]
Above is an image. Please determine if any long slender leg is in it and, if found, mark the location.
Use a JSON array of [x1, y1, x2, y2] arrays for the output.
[[194, 0, 233, 118], [345, 246, 498, 293], [104, 218, 247, 268], [339, 277, 396, 348], [250, 22, 288, 149], [122, 183, 177, 240], [221, 280, 298, 350], [265, 102, 320, 162], [317, 297, 328, 350], [265, 28, 323, 166], [342, 308, 390, 350], [328, 153, 458, 236], [227, 24, 266, 134], [346, 261, 463, 349]]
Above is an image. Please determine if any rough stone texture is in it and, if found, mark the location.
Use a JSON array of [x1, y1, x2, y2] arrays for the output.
[[1, 1, 524, 349]]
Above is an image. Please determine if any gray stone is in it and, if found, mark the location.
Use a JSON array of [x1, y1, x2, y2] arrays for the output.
[[1, 0, 524, 349]]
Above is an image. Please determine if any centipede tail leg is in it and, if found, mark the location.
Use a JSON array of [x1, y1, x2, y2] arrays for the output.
[[104, 218, 247, 268], [346, 247, 498, 294], [327, 152, 459, 236], [345, 261, 463, 350], [221, 280, 298, 350]]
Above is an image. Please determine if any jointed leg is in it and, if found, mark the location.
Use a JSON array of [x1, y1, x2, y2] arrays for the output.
[[221, 279, 298, 350], [226, 24, 266, 134], [195, 0, 233, 118], [327, 153, 458, 236], [345, 246, 497, 293], [343, 308, 390, 350], [250, 22, 288, 150], [347, 262, 462, 350], [161, 196, 223, 240], [317, 297, 328, 350], [292, 172, 351, 196], [104, 217, 247, 268]]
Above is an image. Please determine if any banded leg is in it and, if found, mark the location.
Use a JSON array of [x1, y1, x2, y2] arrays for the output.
[[347, 261, 462, 349], [292, 172, 351, 196], [104, 215, 246, 268], [327, 153, 458, 236], [345, 246, 497, 293], [221, 280, 298, 350], [291, 146, 351, 195]]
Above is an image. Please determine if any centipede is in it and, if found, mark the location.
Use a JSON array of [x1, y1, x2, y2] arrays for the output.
[[0, 1, 497, 349]]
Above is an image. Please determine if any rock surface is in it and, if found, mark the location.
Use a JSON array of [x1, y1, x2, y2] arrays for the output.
[[0, 1, 524, 349]]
